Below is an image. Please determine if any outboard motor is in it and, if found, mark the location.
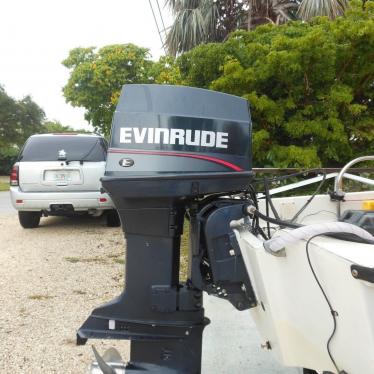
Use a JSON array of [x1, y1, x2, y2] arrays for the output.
[[78, 84, 256, 373]]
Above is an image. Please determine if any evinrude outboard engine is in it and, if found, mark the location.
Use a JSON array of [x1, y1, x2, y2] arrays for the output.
[[78, 84, 256, 373]]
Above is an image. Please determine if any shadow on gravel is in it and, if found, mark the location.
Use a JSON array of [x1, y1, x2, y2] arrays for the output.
[[39, 214, 108, 228]]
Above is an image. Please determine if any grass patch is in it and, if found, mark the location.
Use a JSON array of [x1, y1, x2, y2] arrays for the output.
[[79, 257, 108, 264], [64, 256, 108, 264], [180, 220, 190, 281], [0, 182, 9, 191], [113, 258, 125, 265], [72, 252, 128, 265], [73, 290, 86, 295], [64, 254, 125, 265], [107, 252, 125, 265], [28, 294, 54, 300], [107, 252, 123, 259]]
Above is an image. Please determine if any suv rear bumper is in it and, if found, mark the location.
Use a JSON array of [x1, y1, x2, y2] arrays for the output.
[[10, 187, 113, 212]]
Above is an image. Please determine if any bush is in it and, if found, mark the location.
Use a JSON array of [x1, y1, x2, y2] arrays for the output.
[[171, 1, 374, 168], [0, 151, 18, 175]]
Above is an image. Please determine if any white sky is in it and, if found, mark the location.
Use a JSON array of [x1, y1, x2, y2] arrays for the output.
[[0, 0, 171, 131]]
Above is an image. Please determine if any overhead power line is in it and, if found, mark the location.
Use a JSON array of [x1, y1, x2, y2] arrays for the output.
[[155, 0, 168, 40], [148, 0, 167, 54]]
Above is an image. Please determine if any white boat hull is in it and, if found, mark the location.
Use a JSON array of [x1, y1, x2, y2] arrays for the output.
[[235, 192, 374, 374]]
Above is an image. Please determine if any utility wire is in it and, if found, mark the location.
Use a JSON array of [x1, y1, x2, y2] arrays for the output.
[[155, 0, 168, 41], [148, 0, 167, 54]]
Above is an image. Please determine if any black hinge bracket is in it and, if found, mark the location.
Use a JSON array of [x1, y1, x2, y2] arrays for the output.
[[351, 264, 374, 283]]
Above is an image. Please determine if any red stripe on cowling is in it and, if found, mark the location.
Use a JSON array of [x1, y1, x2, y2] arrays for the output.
[[108, 148, 243, 172]]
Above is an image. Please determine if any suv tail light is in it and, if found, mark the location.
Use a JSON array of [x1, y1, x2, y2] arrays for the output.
[[10, 164, 19, 186]]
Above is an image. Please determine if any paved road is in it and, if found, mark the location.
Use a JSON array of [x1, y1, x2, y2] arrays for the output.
[[203, 295, 302, 374], [0, 191, 14, 214]]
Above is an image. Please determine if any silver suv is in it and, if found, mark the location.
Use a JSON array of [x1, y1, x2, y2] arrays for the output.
[[10, 133, 119, 228]]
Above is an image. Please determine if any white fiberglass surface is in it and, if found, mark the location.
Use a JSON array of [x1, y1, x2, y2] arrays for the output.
[[235, 215, 374, 373], [258, 190, 374, 225], [302, 235, 374, 268], [258, 190, 374, 266]]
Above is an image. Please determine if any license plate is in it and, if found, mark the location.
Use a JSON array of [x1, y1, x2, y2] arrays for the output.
[[44, 169, 80, 184], [54, 172, 71, 181], [44, 170, 72, 182]]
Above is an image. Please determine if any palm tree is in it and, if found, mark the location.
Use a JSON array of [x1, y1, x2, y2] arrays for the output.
[[165, 0, 299, 55], [247, 0, 299, 29], [165, 0, 350, 56], [297, 0, 348, 21], [165, 0, 243, 56]]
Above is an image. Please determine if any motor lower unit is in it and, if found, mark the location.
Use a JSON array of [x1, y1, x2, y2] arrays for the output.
[[77, 84, 256, 373]]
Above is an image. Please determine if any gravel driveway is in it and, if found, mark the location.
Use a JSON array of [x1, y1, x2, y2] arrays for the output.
[[0, 214, 129, 373], [0, 191, 14, 214], [0, 210, 301, 374]]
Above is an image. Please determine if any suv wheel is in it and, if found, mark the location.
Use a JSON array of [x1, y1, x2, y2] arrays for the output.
[[18, 211, 41, 229], [106, 210, 121, 227]]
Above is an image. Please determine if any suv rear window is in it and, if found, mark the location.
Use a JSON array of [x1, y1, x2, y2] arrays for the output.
[[20, 136, 107, 162]]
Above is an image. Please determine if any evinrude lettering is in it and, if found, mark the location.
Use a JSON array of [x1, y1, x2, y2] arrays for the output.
[[185, 129, 200, 146], [133, 127, 147, 143], [201, 131, 216, 147], [155, 128, 169, 144], [170, 129, 185, 145], [120, 127, 229, 149]]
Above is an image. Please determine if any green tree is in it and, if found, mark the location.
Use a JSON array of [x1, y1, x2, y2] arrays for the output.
[[0, 86, 45, 151], [165, 0, 247, 56], [247, 0, 298, 28], [0, 85, 45, 173], [42, 120, 89, 134], [17, 96, 46, 140], [297, 0, 348, 21], [151, 55, 183, 85], [0, 85, 20, 151], [160, 1, 374, 167], [166, 0, 298, 55], [165, 0, 352, 55], [62, 44, 154, 136]]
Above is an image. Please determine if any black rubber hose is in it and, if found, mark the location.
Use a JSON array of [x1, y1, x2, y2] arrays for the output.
[[264, 177, 281, 221], [290, 172, 327, 223], [254, 168, 324, 183], [252, 208, 301, 229], [248, 206, 374, 244]]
